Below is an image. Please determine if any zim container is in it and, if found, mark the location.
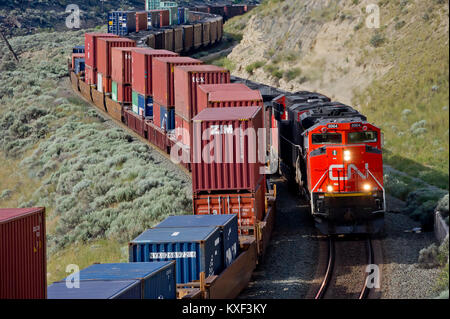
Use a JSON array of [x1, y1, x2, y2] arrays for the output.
[[131, 48, 178, 96], [48, 280, 141, 299], [111, 47, 133, 84], [58, 262, 176, 299], [155, 215, 239, 268], [193, 181, 265, 233], [196, 83, 252, 116], [191, 106, 264, 193], [152, 56, 203, 107], [84, 32, 118, 68], [97, 38, 136, 77], [174, 65, 230, 121], [0, 208, 46, 299], [129, 226, 223, 284]]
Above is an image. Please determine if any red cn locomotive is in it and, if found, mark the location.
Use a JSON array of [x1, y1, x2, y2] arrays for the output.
[[274, 92, 385, 234]]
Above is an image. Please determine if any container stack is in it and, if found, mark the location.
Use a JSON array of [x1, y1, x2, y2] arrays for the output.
[[108, 11, 136, 35], [96, 38, 136, 93], [152, 56, 203, 131], [173, 65, 231, 148], [136, 11, 148, 32], [129, 225, 223, 284], [191, 105, 266, 234], [150, 9, 170, 28], [84, 33, 118, 85], [111, 47, 133, 103], [48, 262, 176, 299], [72, 45, 85, 54], [1, 208, 46, 299], [131, 48, 178, 118], [71, 52, 85, 73]]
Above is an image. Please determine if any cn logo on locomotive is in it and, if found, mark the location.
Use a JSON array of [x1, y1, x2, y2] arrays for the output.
[[328, 163, 369, 181]]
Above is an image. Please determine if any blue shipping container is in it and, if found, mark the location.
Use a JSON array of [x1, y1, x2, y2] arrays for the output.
[[74, 58, 85, 74], [177, 7, 185, 24], [59, 262, 176, 299], [72, 45, 85, 54], [108, 11, 136, 35], [130, 226, 223, 284], [48, 280, 141, 299], [159, 105, 175, 130], [138, 94, 153, 117], [155, 215, 239, 268]]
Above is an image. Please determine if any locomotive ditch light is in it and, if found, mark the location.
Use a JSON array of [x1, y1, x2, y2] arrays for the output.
[[363, 183, 371, 191], [344, 150, 351, 161], [327, 185, 333, 192]]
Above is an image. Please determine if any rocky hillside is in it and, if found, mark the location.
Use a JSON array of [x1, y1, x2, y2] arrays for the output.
[[225, 0, 449, 190], [0, 0, 143, 36]]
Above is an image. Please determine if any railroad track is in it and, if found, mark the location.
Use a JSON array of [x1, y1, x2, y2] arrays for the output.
[[315, 236, 375, 299]]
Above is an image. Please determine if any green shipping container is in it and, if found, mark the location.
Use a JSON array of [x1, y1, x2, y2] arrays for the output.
[[112, 81, 118, 102], [132, 90, 139, 107]]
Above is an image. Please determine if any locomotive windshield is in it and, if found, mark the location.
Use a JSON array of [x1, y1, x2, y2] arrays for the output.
[[348, 131, 377, 143], [311, 133, 342, 144]]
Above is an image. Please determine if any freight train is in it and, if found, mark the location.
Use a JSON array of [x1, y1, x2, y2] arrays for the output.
[[273, 92, 385, 234]]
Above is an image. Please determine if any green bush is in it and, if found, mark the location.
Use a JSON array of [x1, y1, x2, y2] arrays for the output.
[[370, 32, 386, 47], [245, 60, 265, 75]]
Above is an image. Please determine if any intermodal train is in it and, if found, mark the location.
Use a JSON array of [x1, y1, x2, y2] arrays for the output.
[[273, 92, 385, 234]]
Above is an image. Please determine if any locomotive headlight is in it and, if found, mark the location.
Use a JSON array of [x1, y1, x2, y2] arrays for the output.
[[363, 183, 371, 191], [344, 150, 351, 161], [327, 185, 333, 192]]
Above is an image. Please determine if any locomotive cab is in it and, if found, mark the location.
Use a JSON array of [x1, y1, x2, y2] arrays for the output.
[[305, 120, 385, 234]]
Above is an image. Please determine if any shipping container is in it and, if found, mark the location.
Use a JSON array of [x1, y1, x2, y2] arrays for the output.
[[97, 72, 103, 92], [48, 280, 141, 299], [146, 0, 161, 11], [154, 101, 175, 130], [177, 7, 186, 24], [150, 9, 170, 27], [97, 73, 112, 93], [209, 5, 226, 17], [136, 11, 148, 32], [202, 21, 211, 47], [108, 11, 136, 35], [182, 25, 194, 52], [111, 47, 133, 84], [155, 215, 239, 268], [210, 19, 218, 44], [85, 65, 97, 85], [146, 120, 168, 152], [129, 226, 223, 284], [196, 83, 252, 114], [71, 53, 84, 70], [166, 6, 178, 25], [138, 93, 153, 117], [173, 27, 183, 53], [58, 262, 176, 299], [191, 106, 265, 193], [146, 34, 156, 48], [74, 58, 85, 75], [174, 64, 230, 121], [193, 23, 202, 49], [72, 45, 85, 54], [207, 90, 263, 108], [112, 81, 132, 103], [193, 182, 265, 233], [131, 48, 178, 96], [217, 17, 223, 40], [97, 38, 136, 77], [195, 5, 210, 13], [154, 32, 164, 49], [84, 33, 118, 69], [163, 28, 174, 51], [0, 208, 46, 299], [175, 113, 191, 146], [152, 56, 203, 107]]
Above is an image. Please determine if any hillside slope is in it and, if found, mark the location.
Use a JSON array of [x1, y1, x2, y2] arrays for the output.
[[225, 0, 449, 191]]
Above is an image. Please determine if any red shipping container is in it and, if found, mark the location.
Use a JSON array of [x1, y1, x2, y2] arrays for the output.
[[206, 90, 263, 109], [0, 208, 46, 299], [193, 181, 265, 231], [85, 65, 97, 85], [136, 11, 148, 32], [111, 47, 133, 84], [150, 9, 170, 27], [191, 106, 265, 193], [98, 73, 112, 93], [175, 113, 191, 147], [117, 83, 132, 103], [196, 83, 252, 114], [84, 32, 118, 69], [71, 53, 84, 70], [174, 65, 230, 121], [152, 57, 203, 107], [97, 38, 136, 77], [131, 48, 178, 96]]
